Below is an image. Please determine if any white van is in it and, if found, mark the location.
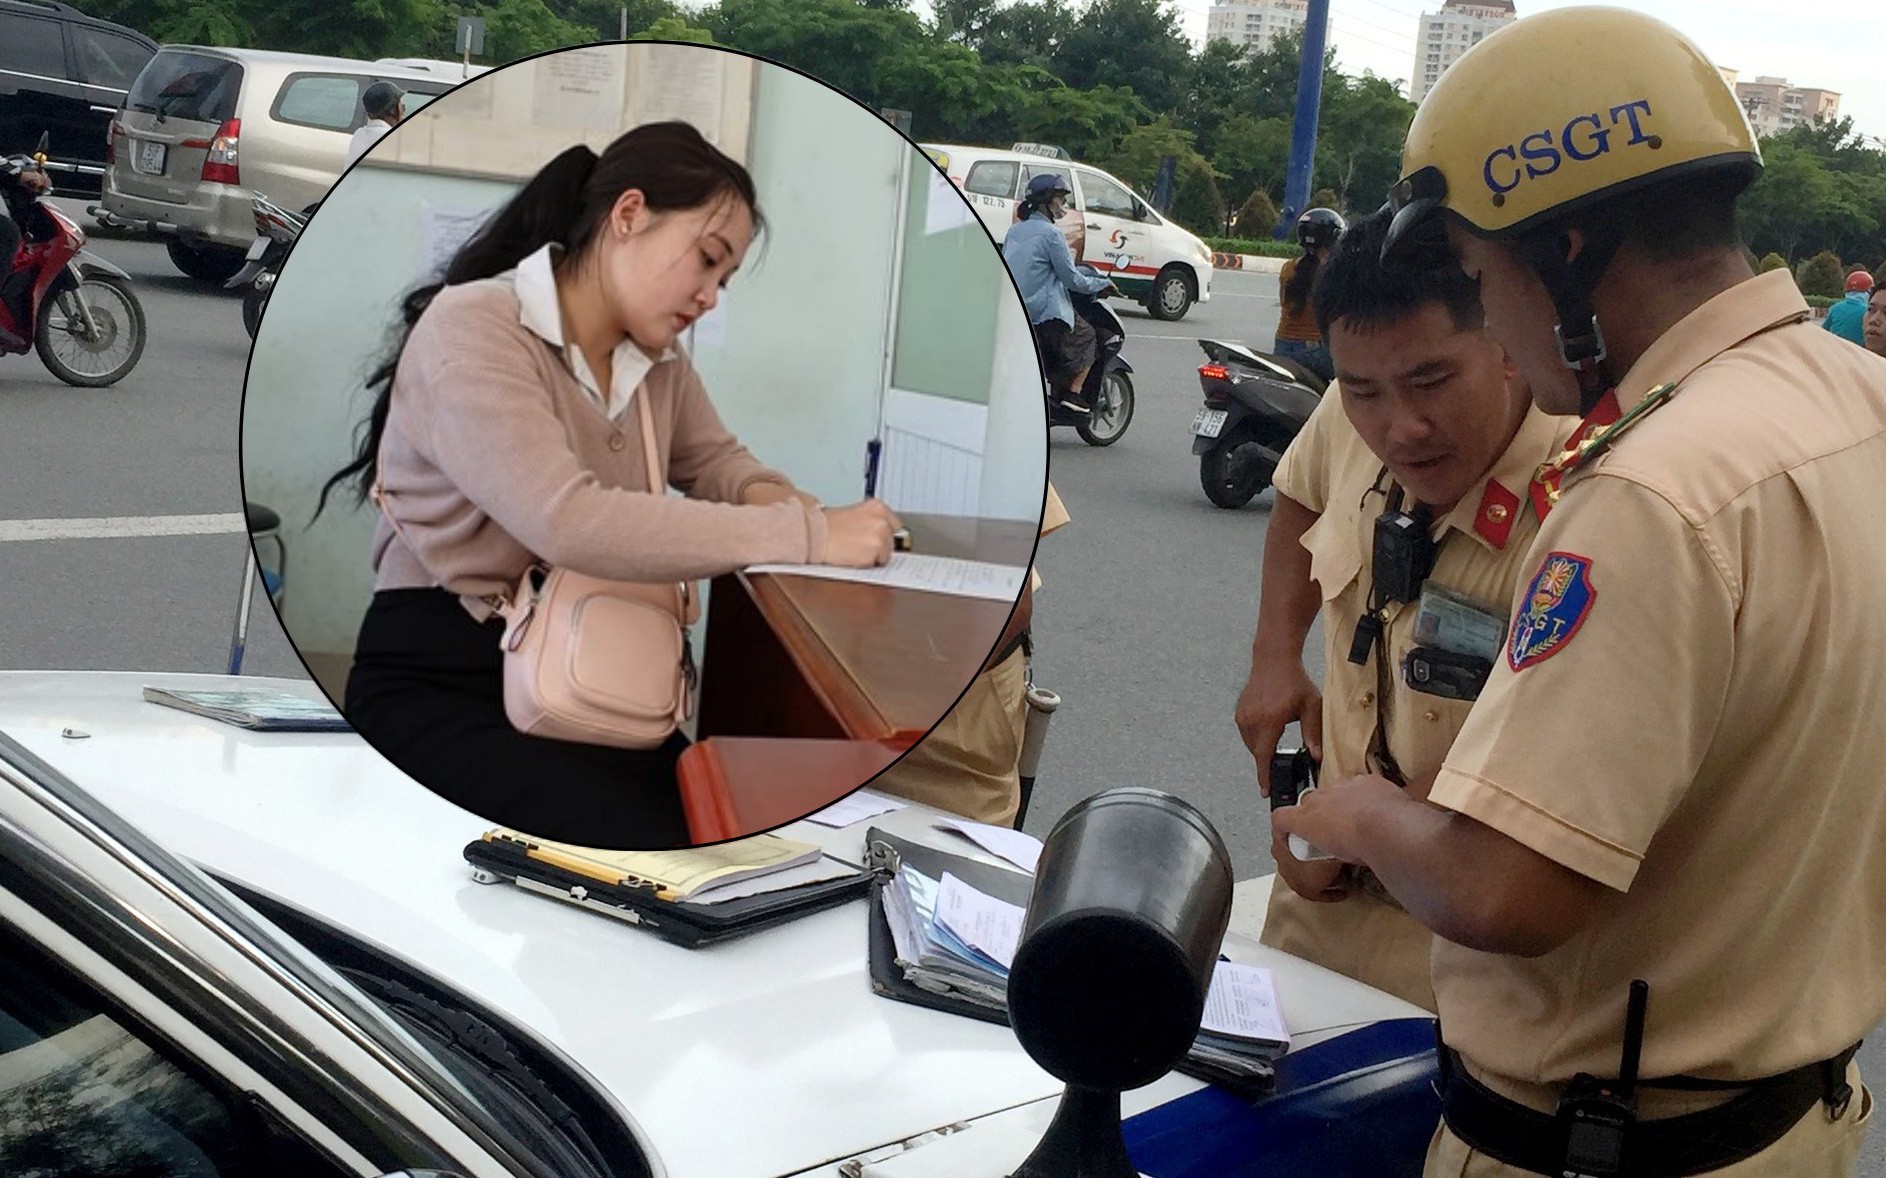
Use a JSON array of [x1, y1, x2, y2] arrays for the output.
[[922, 142, 1214, 321]]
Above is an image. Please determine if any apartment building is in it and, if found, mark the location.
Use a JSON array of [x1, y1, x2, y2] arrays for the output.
[[1205, 0, 1311, 54], [1734, 76, 1842, 136], [1410, 0, 1517, 104]]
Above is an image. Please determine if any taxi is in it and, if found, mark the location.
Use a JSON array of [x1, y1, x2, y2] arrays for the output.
[[0, 671, 1437, 1176]]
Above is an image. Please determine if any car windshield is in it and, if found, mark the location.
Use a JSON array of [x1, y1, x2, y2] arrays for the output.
[[127, 52, 240, 124], [221, 879, 653, 1178]]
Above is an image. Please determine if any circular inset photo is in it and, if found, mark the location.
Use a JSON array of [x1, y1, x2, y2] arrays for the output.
[[238, 41, 1048, 851]]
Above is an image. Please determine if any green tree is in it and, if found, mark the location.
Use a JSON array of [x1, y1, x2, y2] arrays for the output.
[[1758, 251, 1787, 273], [1170, 156, 1225, 235], [249, 0, 442, 59], [1211, 114, 1290, 206], [975, 0, 1075, 72], [631, 14, 717, 44], [554, 0, 682, 41], [1233, 187, 1280, 239], [1309, 187, 1340, 213], [704, 0, 920, 103], [1100, 115, 1199, 197], [1313, 72, 1415, 212], [1796, 250, 1846, 299], [1052, 0, 1192, 115]]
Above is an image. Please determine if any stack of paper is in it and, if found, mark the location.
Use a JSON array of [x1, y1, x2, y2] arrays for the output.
[[879, 861, 1289, 1071], [507, 831, 830, 903]]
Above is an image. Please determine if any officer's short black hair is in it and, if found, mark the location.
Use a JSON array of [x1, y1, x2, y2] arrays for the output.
[[1313, 207, 1485, 339], [1567, 167, 1746, 262]]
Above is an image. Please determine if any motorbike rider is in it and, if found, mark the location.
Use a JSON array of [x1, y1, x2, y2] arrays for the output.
[[1003, 172, 1116, 410], [0, 158, 52, 317], [1272, 208, 1344, 382]]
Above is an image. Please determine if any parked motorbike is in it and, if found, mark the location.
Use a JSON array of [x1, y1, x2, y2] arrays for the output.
[[1190, 338, 1326, 508], [1047, 264, 1136, 447], [226, 194, 308, 339], [2, 135, 147, 387]]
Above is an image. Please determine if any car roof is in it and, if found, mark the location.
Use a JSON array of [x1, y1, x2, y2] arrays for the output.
[[0, 671, 1084, 1178], [156, 44, 458, 81], [0, 0, 157, 44]]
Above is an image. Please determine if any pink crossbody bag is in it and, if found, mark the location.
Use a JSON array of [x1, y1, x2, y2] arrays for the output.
[[375, 389, 699, 750]]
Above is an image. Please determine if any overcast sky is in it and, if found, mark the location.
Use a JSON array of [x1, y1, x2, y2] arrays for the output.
[[1163, 0, 1885, 142]]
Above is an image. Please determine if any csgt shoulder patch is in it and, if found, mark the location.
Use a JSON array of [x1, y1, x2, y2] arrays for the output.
[[1508, 551, 1596, 671]]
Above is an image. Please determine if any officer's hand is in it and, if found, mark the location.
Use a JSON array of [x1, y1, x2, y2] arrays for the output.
[[821, 499, 900, 568], [1236, 654, 1323, 796], [20, 169, 50, 195], [1271, 827, 1349, 902], [1270, 772, 1403, 866]]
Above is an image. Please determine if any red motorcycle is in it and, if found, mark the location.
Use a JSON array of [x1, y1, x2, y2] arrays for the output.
[[3, 135, 146, 387]]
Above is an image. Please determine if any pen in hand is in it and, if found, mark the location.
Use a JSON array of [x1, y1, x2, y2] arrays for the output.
[[864, 437, 882, 500]]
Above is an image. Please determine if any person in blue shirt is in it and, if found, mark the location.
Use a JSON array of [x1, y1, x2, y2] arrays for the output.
[[1822, 269, 1873, 344], [1002, 172, 1115, 409]]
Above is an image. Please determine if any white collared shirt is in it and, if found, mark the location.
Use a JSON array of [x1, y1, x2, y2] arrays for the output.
[[509, 243, 676, 421]]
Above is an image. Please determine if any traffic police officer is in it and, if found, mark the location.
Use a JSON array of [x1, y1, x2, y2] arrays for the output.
[[1274, 8, 1886, 1175], [1237, 208, 1579, 1012]]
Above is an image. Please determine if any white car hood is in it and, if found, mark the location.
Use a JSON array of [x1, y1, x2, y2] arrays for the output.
[[0, 671, 1072, 1178]]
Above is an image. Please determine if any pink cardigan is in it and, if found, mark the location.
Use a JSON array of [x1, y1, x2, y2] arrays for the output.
[[371, 278, 828, 616]]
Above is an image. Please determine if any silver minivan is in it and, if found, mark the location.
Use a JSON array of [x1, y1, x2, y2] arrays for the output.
[[99, 47, 460, 280]]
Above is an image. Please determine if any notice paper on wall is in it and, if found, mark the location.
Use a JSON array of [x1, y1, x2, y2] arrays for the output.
[[745, 554, 1025, 602], [925, 169, 978, 236]]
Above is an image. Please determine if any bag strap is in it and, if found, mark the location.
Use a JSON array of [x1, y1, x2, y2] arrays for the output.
[[632, 386, 695, 620]]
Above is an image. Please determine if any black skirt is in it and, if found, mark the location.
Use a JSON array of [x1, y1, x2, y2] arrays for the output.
[[344, 587, 691, 849]]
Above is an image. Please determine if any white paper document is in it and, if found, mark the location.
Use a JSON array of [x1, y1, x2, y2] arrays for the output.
[[804, 789, 907, 829], [745, 554, 1026, 603], [1200, 961, 1290, 1046], [935, 818, 1042, 874], [934, 872, 1025, 971], [926, 169, 977, 235]]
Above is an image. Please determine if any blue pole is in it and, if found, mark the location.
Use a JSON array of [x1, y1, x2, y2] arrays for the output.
[[1276, 0, 1331, 238]]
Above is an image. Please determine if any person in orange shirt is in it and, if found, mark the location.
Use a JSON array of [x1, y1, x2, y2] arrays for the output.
[[1271, 207, 1344, 381]]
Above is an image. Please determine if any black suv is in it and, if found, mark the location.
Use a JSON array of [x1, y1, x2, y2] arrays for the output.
[[0, 0, 157, 194]]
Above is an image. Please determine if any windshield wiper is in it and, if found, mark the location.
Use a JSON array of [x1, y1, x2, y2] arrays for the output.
[[343, 970, 610, 1178]]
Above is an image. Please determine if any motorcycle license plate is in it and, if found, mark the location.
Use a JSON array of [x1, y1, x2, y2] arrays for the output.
[[1193, 408, 1228, 438], [133, 139, 167, 176], [245, 237, 269, 260]]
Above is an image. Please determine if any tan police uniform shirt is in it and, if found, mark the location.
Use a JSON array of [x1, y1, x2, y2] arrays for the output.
[[1430, 270, 1886, 1101], [1260, 386, 1576, 1011], [873, 484, 1069, 825]]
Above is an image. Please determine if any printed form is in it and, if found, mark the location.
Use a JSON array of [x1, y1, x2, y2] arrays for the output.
[[745, 554, 1026, 603]]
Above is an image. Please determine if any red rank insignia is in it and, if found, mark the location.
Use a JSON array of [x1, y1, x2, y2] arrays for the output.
[[1473, 480, 1520, 549], [1530, 389, 1622, 520]]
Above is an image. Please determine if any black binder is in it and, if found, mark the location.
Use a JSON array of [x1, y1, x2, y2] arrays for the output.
[[465, 831, 870, 949], [861, 827, 1276, 1099]]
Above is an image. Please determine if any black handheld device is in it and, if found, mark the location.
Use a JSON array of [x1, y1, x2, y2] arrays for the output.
[[1268, 745, 1319, 811], [1404, 647, 1493, 701]]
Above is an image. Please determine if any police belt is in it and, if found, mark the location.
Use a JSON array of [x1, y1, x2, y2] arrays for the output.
[[1438, 1042, 1860, 1176]]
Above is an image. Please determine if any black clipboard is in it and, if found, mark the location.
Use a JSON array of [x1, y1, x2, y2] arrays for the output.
[[465, 832, 870, 949], [862, 827, 1276, 1099]]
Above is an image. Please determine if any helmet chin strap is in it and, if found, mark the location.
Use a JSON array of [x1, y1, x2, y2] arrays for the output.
[[1515, 226, 1624, 417]]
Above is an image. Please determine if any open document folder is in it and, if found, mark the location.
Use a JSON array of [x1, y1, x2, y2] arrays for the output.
[[862, 828, 1288, 1096], [464, 828, 869, 948]]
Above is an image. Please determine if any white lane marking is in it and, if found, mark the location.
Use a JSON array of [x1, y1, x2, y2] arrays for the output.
[[0, 513, 247, 542]]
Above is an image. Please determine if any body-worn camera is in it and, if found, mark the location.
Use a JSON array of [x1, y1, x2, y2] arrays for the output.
[[1404, 646, 1493, 701], [1268, 744, 1319, 811], [1372, 508, 1438, 605]]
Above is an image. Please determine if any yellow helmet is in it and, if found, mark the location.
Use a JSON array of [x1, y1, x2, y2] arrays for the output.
[[1386, 6, 1760, 250]]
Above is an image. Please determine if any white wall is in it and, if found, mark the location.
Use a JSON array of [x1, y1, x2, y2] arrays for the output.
[[241, 58, 1045, 662]]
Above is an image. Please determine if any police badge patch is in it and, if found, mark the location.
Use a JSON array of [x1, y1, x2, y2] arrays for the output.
[[1508, 552, 1596, 670]]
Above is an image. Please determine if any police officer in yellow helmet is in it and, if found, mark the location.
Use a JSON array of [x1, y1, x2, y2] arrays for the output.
[[1273, 7, 1886, 1175]]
